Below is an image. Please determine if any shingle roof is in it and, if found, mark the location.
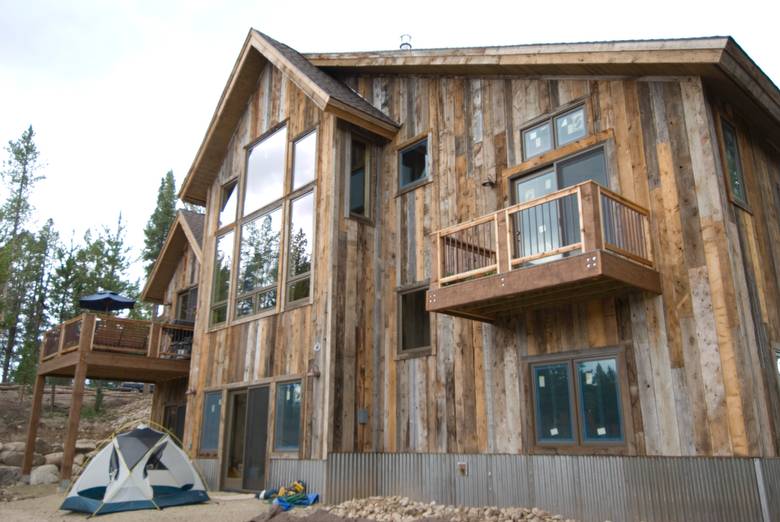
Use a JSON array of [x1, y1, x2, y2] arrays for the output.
[[256, 31, 397, 128]]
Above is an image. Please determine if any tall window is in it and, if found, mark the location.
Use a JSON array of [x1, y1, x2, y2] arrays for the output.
[[349, 138, 370, 218], [274, 381, 302, 451], [177, 286, 198, 323], [720, 119, 748, 208], [210, 231, 233, 325], [398, 286, 431, 354], [522, 105, 587, 160], [530, 355, 625, 448], [209, 123, 318, 326], [199, 391, 222, 454]]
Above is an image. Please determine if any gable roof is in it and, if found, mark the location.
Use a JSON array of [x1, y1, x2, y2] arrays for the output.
[[307, 36, 780, 134], [179, 29, 400, 205], [141, 210, 204, 304]]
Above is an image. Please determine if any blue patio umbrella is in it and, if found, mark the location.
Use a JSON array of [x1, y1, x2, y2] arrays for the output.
[[79, 291, 136, 313]]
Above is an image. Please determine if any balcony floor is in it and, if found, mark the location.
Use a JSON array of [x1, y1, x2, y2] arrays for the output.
[[37, 350, 190, 382], [426, 249, 661, 322]]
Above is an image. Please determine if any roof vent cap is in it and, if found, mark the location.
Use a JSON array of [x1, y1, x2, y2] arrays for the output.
[[400, 34, 412, 50]]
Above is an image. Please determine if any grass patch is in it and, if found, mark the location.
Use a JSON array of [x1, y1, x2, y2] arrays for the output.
[[80, 405, 106, 420]]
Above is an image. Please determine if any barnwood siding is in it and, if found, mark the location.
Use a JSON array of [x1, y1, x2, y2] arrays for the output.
[[151, 377, 188, 427], [183, 61, 337, 460], [329, 74, 780, 457], [158, 246, 200, 323]]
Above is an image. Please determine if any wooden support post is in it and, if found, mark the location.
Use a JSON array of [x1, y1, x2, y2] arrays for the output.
[[21, 374, 46, 478], [60, 314, 94, 487], [496, 211, 510, 273], [148, 322, 161, 359], [579, 181, 604, 253]]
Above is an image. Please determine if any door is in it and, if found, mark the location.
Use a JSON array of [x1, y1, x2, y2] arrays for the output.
[[221, 386, 270, 491], [163, 403, 186, 444]]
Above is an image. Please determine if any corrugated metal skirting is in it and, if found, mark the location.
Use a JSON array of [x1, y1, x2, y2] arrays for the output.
[[276, 453, 780, 522], [193, 458, 220, 491]]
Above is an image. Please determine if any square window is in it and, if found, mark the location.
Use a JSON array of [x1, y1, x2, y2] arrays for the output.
[[199, 391, 222, 453], [554, 107, 586, 147], [349, 139, 368, 217], [577, 358, 623, 442], [523, 122, 553, 160], [274, 381, 302, 451], [399, 139, 428, 188], [292, 130, 317, 190], [219, 181, 237, 228], [558, 147, 608, 188], [721, 120, 748, 207], [400, 288, 430, 352], [287, 279, 310, 303], [533, 363, 575, 443]]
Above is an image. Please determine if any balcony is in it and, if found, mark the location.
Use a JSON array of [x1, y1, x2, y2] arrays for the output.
[[426, 181, 661, 322], [37, 313, 192, 382]]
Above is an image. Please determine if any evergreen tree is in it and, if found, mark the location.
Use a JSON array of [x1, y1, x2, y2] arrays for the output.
[[142, 171, 177, 275]]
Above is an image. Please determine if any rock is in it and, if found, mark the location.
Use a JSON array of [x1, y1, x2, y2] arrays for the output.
[[44, 452, 63, 467], [1, 451, 43, 467], [75, 440, 96, 453], [0, 466, 21, 486], [30, 464, 59, 485], [3, 442, 25, 452], [73, 453, 85, 466], [34, 439, 50, 455]]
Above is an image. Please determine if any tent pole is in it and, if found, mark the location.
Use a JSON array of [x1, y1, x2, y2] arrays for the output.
[[22, 374, 46, 479]]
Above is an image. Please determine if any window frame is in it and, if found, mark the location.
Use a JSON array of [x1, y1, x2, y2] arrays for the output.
[[198, 390, 223, 456], [284, 189, 316, 308], [347, 135, 373, 222], [209, 229, 234, 327], [272, 379, 303, 453], [395, 282, 433, 360], [715, 113, 750, 212], [176, 285, 198, 323], [207, 120, 319, 330], [396, 132, 431, 195], [218, 179, 239, 229], [525, 345, 633, 454], [520, 101, 591, 162]]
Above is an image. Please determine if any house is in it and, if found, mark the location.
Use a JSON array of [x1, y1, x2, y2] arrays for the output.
[[30, 29, 780, 519]]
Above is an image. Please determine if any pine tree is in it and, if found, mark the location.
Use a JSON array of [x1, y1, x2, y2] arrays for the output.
[[142, 171, 177, 275], [0, 126, 44, 382]]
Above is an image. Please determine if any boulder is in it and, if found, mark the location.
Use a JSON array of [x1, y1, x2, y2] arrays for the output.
[[1, 451, 44, 467], [44, 452, 63, 467], [0, 465, 21, 486], [73, 453, 85, 466], [4, 442, 25, 452], [0, 442, 4, 452], [30, 464, 59, 485], [34, 439, 50, 455], [75, 440, 96, 453]]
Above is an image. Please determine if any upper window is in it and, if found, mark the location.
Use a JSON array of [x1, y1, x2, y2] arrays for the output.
[[399, 138, 428, 189], [236, 208, 282, 318], [292, 130, 317, 190], [531, 355, 625, 448], [720, 119, 748, 208], [210, 231, 234, 325], [219, 180, 238, 228], [244, 126, 287, 216], [399, 286, 431, 353], [513, 147, 607, 204], [274, 381, 302, 451], [199, 391, 222, 454], [177, 286, 198, 323], [286, 192, 314, 304], [522, 105, 587, 160], [349, 138, 370, 218]]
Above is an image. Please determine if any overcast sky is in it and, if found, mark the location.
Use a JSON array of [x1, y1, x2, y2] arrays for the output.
[[1, 0, 778, 284]]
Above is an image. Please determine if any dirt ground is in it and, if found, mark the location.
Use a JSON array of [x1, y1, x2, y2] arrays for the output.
[[0, 488, 271, 521]]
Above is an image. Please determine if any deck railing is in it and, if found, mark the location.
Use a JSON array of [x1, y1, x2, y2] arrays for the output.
[[434, 181, 653, 287], [38, 313, 194, 364]]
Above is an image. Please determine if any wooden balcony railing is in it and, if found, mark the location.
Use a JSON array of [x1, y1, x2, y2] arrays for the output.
[[429, 181, 659, 321], [39, 313, 194, 365]]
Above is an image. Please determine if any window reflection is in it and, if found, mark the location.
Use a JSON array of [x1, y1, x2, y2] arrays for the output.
[[293, 131, 317, 190], [244, 126, 287, 215]]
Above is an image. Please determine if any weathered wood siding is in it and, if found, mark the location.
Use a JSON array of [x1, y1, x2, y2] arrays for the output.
[[151, 377, 188, 427], [158, 245, 199, 323], [183, 61, 337, 460], [328, 74, 780, 457]]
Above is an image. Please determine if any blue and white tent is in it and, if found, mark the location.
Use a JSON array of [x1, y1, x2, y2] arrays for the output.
[[61, 425, 209, 515]]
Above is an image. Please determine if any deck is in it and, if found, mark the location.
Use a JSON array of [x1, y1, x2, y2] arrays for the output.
[[37, 313, 193, 382], [426, 181, 662, 322]]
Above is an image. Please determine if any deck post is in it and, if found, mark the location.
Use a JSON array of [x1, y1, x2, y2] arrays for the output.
[[60, 313, 94, 489], [21, 374, 46, 479], [579, 181, 603, 252], [495, 211, 510, 273]]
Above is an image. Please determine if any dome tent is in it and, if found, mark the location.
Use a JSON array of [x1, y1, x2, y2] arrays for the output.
[[61, 425, 209, 515]]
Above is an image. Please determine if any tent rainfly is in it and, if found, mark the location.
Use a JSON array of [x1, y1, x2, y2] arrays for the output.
[[61, 425, 208, 515]]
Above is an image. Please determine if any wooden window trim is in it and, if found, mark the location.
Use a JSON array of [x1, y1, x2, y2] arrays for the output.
[[209, 230, 234, 328], [397, 132, 431, 195], [520, 98, 592, 162], [714, 112, 751, 213], [346, 133, 375, 223], [523, 344, 634, 456], [176, 285, 198, 323], [395, 281, 434, 360], [197, 389, 223, 457], [271, 379, 304, 454], [282, 187, 316, 311], [216, 179, 239, 235]]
